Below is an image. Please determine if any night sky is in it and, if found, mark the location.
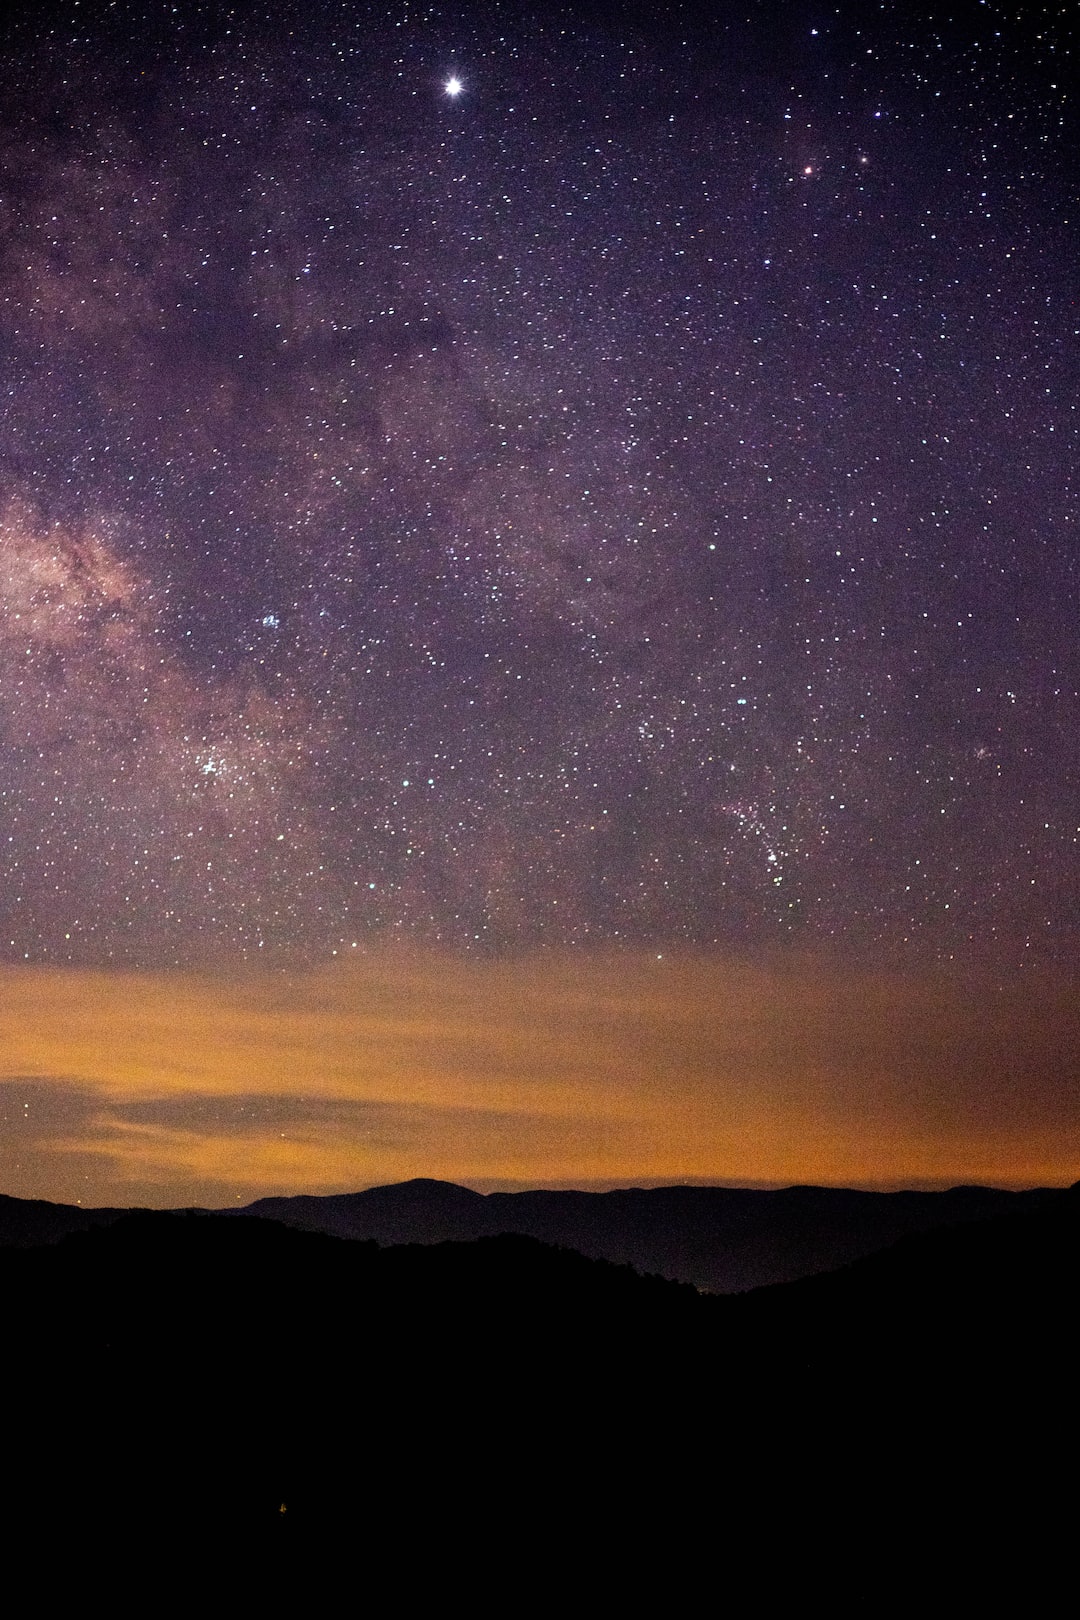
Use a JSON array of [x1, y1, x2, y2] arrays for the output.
[[1, 1, 1077, 1204]]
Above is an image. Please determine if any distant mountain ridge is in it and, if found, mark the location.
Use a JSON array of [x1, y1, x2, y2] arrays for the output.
[[235, 1176, 1071, 1290], [2, 1176, 1071, 1291]]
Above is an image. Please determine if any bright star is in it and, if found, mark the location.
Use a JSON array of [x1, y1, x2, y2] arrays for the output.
[[444, 75, 463, 98]]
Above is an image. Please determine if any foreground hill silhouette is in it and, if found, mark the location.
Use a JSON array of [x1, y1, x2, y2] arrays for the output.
[[0, 1189, 1074, 1598], [0, 1191, 130, 1247]]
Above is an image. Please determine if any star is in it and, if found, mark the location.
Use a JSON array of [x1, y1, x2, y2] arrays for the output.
[[444, 75, 464, 98]]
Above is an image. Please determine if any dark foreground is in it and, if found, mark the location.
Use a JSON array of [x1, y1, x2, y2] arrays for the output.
[[1, 1193, 1075, 1597]]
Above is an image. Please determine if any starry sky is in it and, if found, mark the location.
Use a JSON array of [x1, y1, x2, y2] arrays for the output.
[[1, 0, 1077, 1203]]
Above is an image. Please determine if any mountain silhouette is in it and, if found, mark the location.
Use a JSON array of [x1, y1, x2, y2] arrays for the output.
[[0, 1189, 1072, 1599], [237, 1175, 1069, 1290], [0, 1190, 131, 1247], [2, 1177, 1071, 1291]]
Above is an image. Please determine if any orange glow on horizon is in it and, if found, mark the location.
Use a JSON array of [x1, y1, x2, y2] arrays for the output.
[[0, 950, 1076, 1206]]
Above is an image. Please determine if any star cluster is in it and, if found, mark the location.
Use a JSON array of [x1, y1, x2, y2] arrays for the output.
[[1, 0, 1077, 972]]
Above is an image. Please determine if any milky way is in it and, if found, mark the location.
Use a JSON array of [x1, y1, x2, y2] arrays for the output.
[[1, 0, 1077, 972]]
